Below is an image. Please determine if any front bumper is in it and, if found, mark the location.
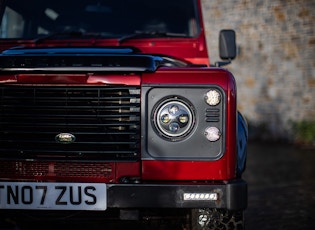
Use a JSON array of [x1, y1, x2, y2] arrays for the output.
[[108, 179, 247, 210]]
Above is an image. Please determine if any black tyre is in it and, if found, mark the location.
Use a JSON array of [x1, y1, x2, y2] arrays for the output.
[[191, 208, 244, 230]]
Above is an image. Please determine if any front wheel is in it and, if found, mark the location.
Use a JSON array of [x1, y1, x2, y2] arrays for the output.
[[190, 208, 244, 230]]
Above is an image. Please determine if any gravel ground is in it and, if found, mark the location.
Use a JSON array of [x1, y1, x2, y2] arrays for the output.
[[243, 142, 315, 230]]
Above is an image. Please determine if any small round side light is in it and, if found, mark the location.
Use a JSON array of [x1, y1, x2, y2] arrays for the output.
[[204, 126, 221, 142], [205, 90, 221, 106]]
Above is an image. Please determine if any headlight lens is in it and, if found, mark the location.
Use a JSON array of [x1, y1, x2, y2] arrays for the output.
[[154, 98, 194, 140]]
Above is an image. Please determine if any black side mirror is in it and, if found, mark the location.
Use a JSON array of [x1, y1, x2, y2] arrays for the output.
[[219, 29, 236, 60]]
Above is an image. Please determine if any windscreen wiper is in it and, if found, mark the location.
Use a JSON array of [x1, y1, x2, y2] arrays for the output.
[[33, 31, 105, 44], [118, 31, 188, 44]]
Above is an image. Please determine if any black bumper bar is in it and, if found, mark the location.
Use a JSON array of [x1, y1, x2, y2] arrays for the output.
[[107, 179, 247, 210]]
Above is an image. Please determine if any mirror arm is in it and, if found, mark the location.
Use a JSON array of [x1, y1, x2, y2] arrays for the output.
[[214, 59, 232, 67]]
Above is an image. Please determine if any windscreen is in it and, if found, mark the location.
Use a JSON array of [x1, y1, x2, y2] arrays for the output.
[[0, 0, 200, 39]]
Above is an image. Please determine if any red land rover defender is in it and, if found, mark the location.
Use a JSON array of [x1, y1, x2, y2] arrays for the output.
[[0, 0, 248, 229]]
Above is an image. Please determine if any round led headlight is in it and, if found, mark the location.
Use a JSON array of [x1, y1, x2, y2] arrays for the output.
[[154, 98, 194, 140], [205, 89, 221, 106]]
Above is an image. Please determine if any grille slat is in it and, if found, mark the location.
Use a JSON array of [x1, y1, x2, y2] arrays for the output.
[[0, 86, 140, 161], [205, 108, 220, 122]]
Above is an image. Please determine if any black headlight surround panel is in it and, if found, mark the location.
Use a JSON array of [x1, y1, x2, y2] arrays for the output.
[[142, 86, 226, 161]]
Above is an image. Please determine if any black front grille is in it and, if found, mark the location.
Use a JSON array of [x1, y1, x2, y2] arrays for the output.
[[0, 86, 140, 161]]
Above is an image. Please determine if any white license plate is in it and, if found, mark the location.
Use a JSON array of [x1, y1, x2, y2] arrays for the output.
[[0, 182, 107, 210]]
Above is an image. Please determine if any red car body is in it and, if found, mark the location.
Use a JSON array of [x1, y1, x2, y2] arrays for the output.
[[0, 0, 247, 228]]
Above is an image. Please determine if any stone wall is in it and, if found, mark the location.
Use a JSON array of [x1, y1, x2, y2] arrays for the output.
[[201, 0, 315, 140]]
